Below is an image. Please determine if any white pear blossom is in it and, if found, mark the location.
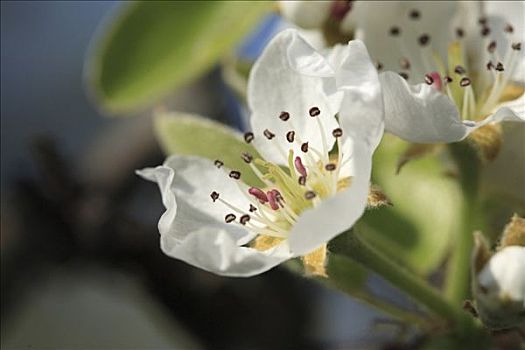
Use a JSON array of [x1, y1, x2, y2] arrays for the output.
[[279, 1, 475, 49], [137, 29, 384, 277], [371, 2, 525, 143], [352, 2, 480, 75], [281, 1, 524, 143], [475, 246, 525, 329]]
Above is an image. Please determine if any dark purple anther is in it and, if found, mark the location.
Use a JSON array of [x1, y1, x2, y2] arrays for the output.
[[309, 107, 321, 117], [225, 214, 236, 223], [418, 34, 430, 46], [279, 111, 290, 121], [244, 132, 254, 143], [389, 26, 401, 36], [240, 214, 250, 225]]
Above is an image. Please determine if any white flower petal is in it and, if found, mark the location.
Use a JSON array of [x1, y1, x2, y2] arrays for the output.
[[478, 246, 525, 305], [484, 2, 525, 83], [380, 71, 469, 143], [466, 13, 525, 87], [289, 40, 384, 255], [287, 143, 373, 255], [382, 71, 524, 142], [463, 93, 525, 134], [278, 1, 332, 30], [161, 227, 292, 277], [248, 29, 341, 165], [352, 1, 472, 82], [338, 40, 385, 171], [137, 155, 294, 276], [495, 93, 525, 118], [137, 155, 254, 246]]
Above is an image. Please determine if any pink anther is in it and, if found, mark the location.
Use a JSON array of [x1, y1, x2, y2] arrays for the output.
[[426, 71, 443, 91], [271, 189, 285, 208], [248, 187, 268, 204], [294, 156, 307, 178], [266, 190, 280, 210]]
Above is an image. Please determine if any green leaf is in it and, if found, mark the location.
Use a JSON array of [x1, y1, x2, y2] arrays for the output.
[[325, 253, 368, 292], [154, 112, 264, 188], [87, 1, 271, 114], [357, 135, 462, 275]]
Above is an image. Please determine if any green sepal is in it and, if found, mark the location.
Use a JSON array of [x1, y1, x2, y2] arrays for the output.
[[154, 112, 264, 188]]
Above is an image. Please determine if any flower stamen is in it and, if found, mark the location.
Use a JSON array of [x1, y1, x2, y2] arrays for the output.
[[286, 130, 295, 143], [294, 156, 307, 177], [241, 152, 253, 164], [263, 129, 275, 140], [248, 187, 269, 203], [229, 170, 241, 180], [225, 213, 236, 223], [240, 214, 251, 225], [279, 111, 290, 121], [305, 191, 316, 200], [244, 132, 254, 143]]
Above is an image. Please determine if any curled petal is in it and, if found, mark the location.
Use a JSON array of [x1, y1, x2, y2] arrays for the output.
[[137, 156, 253, 242], [463, 94, 525, 140], [288, 140, 374, 255], [161, 227, 292, 277], [381, 71, 468, 142], [382, 72, 525, 143], [337, 40, 385, 149], [137, 155, 293, 276], [289, 40, 384, 255], [248, 29, 340, 165], [465, 93, 525, 131]]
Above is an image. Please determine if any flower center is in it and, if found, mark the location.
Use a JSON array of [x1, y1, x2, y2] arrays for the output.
[[384, 10, 523, 121], [210, 107, 350, 239]]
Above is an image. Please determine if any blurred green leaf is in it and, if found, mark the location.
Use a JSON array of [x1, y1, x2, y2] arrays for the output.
[[154, 112, 264, 188], [357, 135, 462, 275], [325, 253, 368, 292], [87, 1, 271, 114]]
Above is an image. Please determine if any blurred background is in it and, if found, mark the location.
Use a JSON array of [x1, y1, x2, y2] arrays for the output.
[[1, 1, 524, 350]]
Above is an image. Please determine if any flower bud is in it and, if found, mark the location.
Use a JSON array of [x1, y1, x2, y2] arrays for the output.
[[473, 245, 525, 330]]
